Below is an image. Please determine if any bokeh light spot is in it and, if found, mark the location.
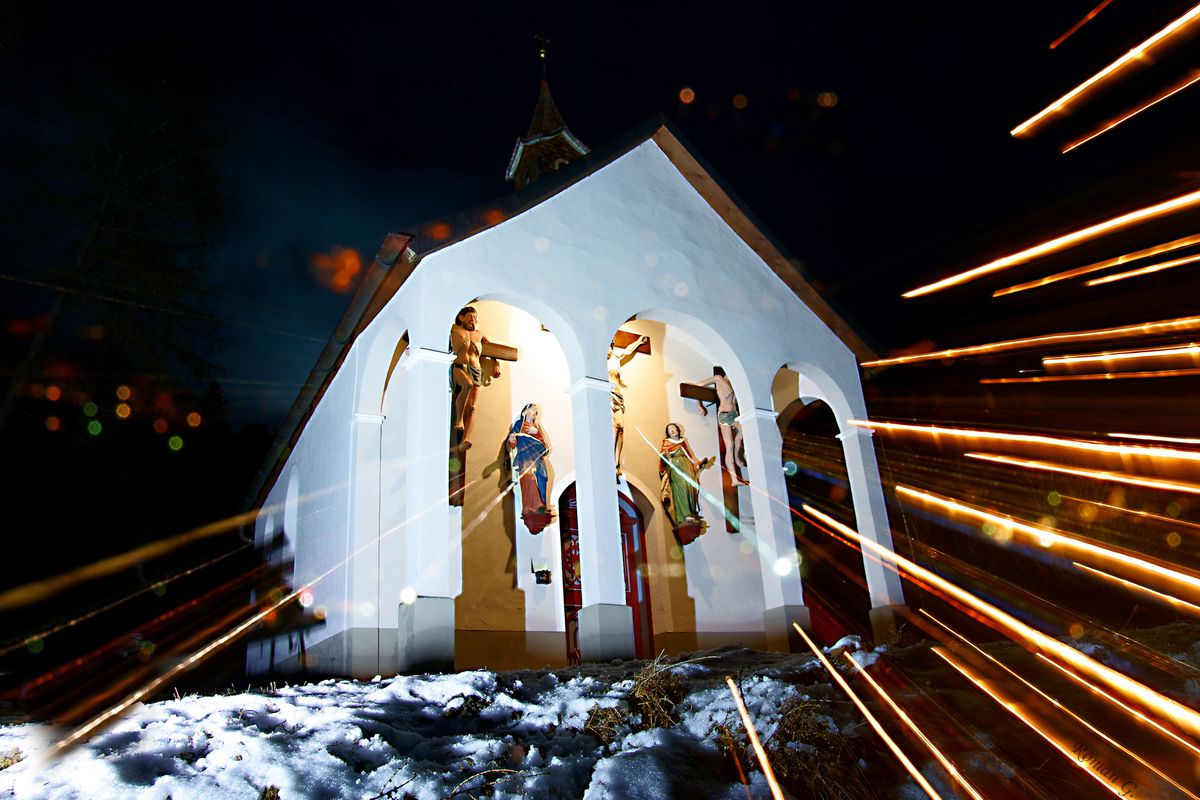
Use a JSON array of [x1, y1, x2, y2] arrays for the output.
[[785, 87, 802, 103], [1167, 501, 1183, 518], [298, 589, 315, 608], [673, 281, 689, 297], [115, 403, 131, 419], [153, 418, 168, 434], [732, 94, 748, 110], [168, 435, 183, 451], [186, 412, 202, 428], [45, 385, 61, 402], [1068, 623, 1084, 638], [1047, 490, 1062, 506], [44, 416, 60, 432], [1167, 531, 1182, 547], [152, 582, 167, 597], [83, 402, 97, 417], [27, 637, 44, 654], [116, 385, 131, 401], [773, 557, 794, 576], [534, 236, 550, 252], [400, 586, 418, 605], [679, 87, 695, 104], [783, 461, 798, 476], [87, 420, 102, 436], [817, 91, 839, 108]]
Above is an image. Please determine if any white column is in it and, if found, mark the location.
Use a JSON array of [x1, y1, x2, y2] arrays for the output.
[[395, 346, 457, 672], [568, 376, 633, 660], [348, 412, 384, 677], [838, 426, 906, 631], [739, 407, 810, 650]]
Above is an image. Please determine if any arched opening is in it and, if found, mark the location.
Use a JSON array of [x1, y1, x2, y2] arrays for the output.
[[774, 368, 872, 645], [446, 299, 575, 670]]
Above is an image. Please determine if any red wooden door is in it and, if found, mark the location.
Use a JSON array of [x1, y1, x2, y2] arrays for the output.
[[560, 485, 654, 660]]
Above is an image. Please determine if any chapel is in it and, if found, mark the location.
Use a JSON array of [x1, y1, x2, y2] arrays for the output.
[[246, 76, 905, 678]]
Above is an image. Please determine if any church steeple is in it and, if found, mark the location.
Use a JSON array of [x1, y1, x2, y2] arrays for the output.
[[505, 39, 589, 190]]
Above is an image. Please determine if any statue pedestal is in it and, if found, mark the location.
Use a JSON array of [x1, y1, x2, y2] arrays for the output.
[[673, 521, 704, 546], [522, 510, 554, 534]]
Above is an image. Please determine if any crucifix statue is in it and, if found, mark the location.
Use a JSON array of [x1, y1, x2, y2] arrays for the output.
[[608, 331, 651, 477], [679, 366, 747, 533]]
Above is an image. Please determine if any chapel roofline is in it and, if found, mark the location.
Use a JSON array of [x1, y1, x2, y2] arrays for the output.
[[245, 116, 880, 512]]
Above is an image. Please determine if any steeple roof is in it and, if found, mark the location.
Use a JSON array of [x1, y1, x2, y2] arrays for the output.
[[505, 79, 589, 189]]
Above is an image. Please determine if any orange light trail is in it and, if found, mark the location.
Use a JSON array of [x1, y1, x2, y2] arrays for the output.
[[1108, 432, 1200, 446], [0, 543, 250, 658], [1060, 492, 1200, 530], [993, 233, 1200, 297], [1049, 0, 1115, 50], [1086, 252, 1200, 285], [723, 677, 785, 800], [895, 485, 1200, 598], [860, 314, 1200, 366], [801, 504, 1200, 741], [923, 610, 1200, 799], [964, 452, 1200, 496], [842, 652, 985, 800], [791, 623, 944, 799], [1044, 342, 1200, 366], [44, 478, 465, 757], [902, 188, 1200, 298], [1073, 561, 1200, 616], [1063, 69, 1200, 152], [1036, 653, 1200, 760], [932, 648, 1146, 798], [1011, 3, 1200, 137], [0, 482, 337, 613], [980, 368, 1200, 384], [851, 419, 1200, 464]]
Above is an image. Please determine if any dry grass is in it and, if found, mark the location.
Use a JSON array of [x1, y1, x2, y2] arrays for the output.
[[629, 652, 688, 729], [0, 748, 23, 771], [766, 695, 879, 800], [583, 704, 628, 747]]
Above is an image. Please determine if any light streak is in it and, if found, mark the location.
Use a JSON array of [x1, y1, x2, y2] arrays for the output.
[[46, 477, 463, 757], [1060, 493, 1200, 530], [922, 609, 1200, 799], [980, 368, 1200, 383], [1044, 342, 1200, 366], [895, 485, 1200, 599], [1036, 653, 1200, 759], [0, 543, 250, 658], [791, 623, 943, 799], [1011, 3, 1200, 137], [851, 419, 1200, 464], [842, 652, 986, 800], [1086, 251, 1200, 285], [902, 189, 1200, 298], [964, 452, 1200, 496], [933, 648, 1146, 798], [1049, 0, 1115, 50], [993, 233, 1200, 296], [860, 315, 1200, 366], [1063, 70, 1200, 152], [1108, 432, 1200, 446], [723, 677, 785, 800], [1073, 562, 1200, 615], [801, 504, 1200, 741]]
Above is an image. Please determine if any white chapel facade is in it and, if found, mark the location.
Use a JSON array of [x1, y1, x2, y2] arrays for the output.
[[247, 84, 905, 678]]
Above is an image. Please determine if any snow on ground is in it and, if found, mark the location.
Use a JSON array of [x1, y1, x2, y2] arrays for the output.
[[4, 624, 1200, 799], [0, 653, 817, 800]]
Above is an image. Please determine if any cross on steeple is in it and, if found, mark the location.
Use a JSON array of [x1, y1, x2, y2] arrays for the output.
[[505, 35, 590, 190]]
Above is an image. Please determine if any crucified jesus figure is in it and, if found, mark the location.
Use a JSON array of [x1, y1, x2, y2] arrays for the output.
[[608, 334, 650, 477], [450, 306, 501, 450], [687, 366, 748, 485]]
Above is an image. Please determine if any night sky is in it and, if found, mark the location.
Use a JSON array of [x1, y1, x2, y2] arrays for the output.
[[6, 1, 1199, 427]]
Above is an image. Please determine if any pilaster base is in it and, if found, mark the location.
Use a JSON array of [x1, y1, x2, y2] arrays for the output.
[[763, 605, 811, 652], [397, 597, 455, 673], [869, 603, 910, 646], [578, 603, 634, 662]]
